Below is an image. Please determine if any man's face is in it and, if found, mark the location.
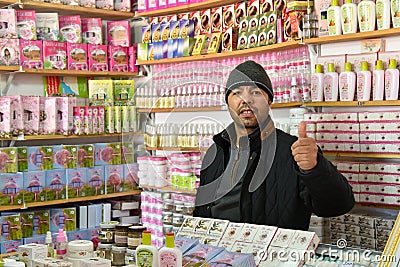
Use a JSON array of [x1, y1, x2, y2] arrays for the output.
[[227, 85, 270, 132]]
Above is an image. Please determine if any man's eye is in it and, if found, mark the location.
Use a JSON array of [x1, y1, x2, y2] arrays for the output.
[[232, 91, 240, 95], [252, 91, 262, 95]]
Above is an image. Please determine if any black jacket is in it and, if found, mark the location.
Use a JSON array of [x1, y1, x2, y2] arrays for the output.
[[193, 121, 355, 230]]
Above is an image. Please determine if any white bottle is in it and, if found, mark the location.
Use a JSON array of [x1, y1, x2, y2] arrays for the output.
[[327, 0, 342, 35], [357, 61, 372, 100], [391, 0, 400, 27], [373, 60, 385, 100], [159, 233, 182, 267], [324, 63, 339, 101], [341, 0, 358, 33], [45, 231, 54, 258], [376, 0, 391, 29], [136, 230, 159, 267], [385, 59, 400, 100], [358, 0, 376, 32], [311, 64, 324, 101], [339, 62, 356, 101]]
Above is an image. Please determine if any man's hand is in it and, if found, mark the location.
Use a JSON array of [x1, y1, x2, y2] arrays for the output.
[[291, 121, 318, 171]]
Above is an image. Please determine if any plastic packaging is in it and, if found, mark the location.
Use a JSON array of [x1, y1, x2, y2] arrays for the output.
[[358, 0, 376, 32], [356, 61, 372, 100], [385, 59, 399, 100], [376, 0, 391, 29], [45, 231, 55, 258], [159, 232, 182, 267], [327, 0, 342, 35], [392, 0, 400, 27], [311, 64, 324, 101], [56, 228, 67, 259], [341, 0, 358, 33], [373, 60, 385, 100], [136, 230, 159, 267], [339, 62, 356, 101], [323, 63, 339, 101]]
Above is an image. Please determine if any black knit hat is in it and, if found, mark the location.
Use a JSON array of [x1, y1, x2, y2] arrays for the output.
[[225, 60, 273, 102]]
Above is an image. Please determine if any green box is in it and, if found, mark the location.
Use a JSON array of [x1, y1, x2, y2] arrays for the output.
[[1, 214, 22, 241], [113, 80, 135, 106], [121, 142, 134, 164], [21, 212, 35, 238], [34, 210, 50, 235], [137, 43, 148, 61], [247, 30, 259, 48], [17, 147, 28, 172], [88, 80, 114, 107], [78, 145, 94, 168], [0, 148, 17, 173]]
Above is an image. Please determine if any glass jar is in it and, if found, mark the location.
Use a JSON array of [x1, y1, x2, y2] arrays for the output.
[[183, 202, 195, 215], [111, 245, 127, 267], [174, 201, 184, 213], [172, 213, 184, 227], [114, 224, 132, 246], [163, 199, 174, 211], [162, 211, 173, 224], [97, 243, 113, 260], [98, 221, 118, 244], [125, 248, 136, 265], [127, 225, 147, 249]]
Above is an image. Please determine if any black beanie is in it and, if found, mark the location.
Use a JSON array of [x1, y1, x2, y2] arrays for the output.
[[225, 60, 273, 103]]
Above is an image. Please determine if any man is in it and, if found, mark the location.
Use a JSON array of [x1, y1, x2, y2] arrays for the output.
[[193, 60, 355, 230]]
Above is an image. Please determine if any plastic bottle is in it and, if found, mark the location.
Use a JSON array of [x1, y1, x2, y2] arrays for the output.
[[385, 59, 400, 100], [159, 232, 182, 267], [56, 229, 67, 259], [136, 230, 159, 267], [339, 62, 356, 101], [357, 61, 372, 100], [373, 60, 385, 100], [327, 0, 342, 35], [341, 0, 358, 33], [45, 231, 54, 258], [324, 63, 339, 101], [290, 76, 300, 102], [376, 0, 391, 29], [358, 0, 376, 32], [392, 0, 400, 27], [311, 64, 324, 101]]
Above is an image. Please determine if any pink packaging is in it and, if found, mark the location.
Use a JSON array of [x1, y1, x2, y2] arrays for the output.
[[0, 97, 11, 137], [80, 0, 96, 7], [114, 0, 131, 11], [67, 43, 88, 70], [16, 10, 36, 40], [56, 97, 80, 135], [0, 39, 19, 66], [59, 15, 82, 43], [107, 21, 130, 47], [137, 0, 147, 12], [98, 106, 105, 133], [39, 96, 56, 135], [108, 45, 128, 72], [82, 18, 102, 45], [19, 40, 43, 69], [43, 41, 67, 70], [128, 45, 138, 72], [0, 10, 17, 39], [21, 96, 40, 135], [5, 96, 23, 135], [88, 44, 108, 71], [96, 0, 114, 10], [147, 0, 158, 10]]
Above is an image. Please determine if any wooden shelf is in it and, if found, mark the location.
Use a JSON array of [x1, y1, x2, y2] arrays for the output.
[[356, 203, 400, 210], [304, 28, 400, 45], [22, 69, 139, 77], [138, 106, 226, 113], [304, 100, 400, 107], [137, 41, 301, 65], [141, 185, 196, 195], [135, 0, 237, 17], [324, 152, 400, 159], [0, 132, 143, 141], [271, 102, 302, 108], [0, 66, 19, 73], [146, 146, 207, 151]]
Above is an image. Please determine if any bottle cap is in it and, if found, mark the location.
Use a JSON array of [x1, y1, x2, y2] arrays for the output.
[[328, 63, 335, 72], [331, 0, 339, 6], [315, 64, 323, 73], [165, 232, 175, 248], [375, 60, 383, 70], [344, 62, 352, 72], [56, 229, 66, 243], [291, 76, 297, 86], [142, 230, 152, 245], [389, 59, 397, 69], [361, 61, 369, 71], [345, 0, 352, 3], [45, 231, 52, 244]]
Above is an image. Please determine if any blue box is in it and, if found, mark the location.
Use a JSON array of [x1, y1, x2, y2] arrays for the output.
[[45, 170, 67, 201], [170, 20, 180, 39], [175, 237, 199, 254], [153, 41, 163, 60], [33, 210, 50, 235], [27, 146, 53, 171], [23, 235, 46, 245], [94, 143, 121, 166], [105, 164, 123, 194], [1, 239, 22, 254], [66, 168, 87, 198], [50, 207, 76, 232], [23, 171, 46, 203], [53, 145, 78, 169], [67, 229, 87, 241], [180, 20, 194, 38], [0, 172, 23, 206], [167, 38, 179, 58], [122, 164, 138, 192], [86, 166, 105, 196]]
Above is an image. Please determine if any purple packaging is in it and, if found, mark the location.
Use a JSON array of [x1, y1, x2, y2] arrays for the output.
[[0, 97, 11, 138], [21, 96, 40, 135], [94, 142, 121, 166], [53, 145, 78, 169], [1, 240, 21, 254], [43, 41, 67, 70], [0, 39, 19, 66], [108, 45, 128, 72], [96, 0, 114, 10], [0, 173, 23, 205], [80, 0, 96, 7], [180, 20, 194, 38], [88, 44, 108, 71], [114, 0, 131, 11], [67, 168, 86, 198], [39, 96, 56, 135], [82, 18, 102, 45], [59, 15, 82, 43], [170, 20, 180, 39], [23, 235, 46, 245], [19, 39, 43, 69], [5, 96, 23, 136], [107, 21, 130, 47], [67, 43, 88, 70], [0, 10, 17, 39], [142, 25, 151, 43], [86, 166, 105, 196], [23, 171, 46, 203], [16, 10, 36, 40], [105, 164, 123, 194], [128, 45, 138, 73], [153, 41, 162, 60], [45, 170, 67, 201], [151, 23, 161, 42], [36, 13, 59, 41], [27, 146, 53, 171]]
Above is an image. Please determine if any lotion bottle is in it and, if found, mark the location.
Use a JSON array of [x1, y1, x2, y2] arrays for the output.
[[341, 0, 358, 34], [311, 64, 324, 101], [327, 0, 342, 35], [339, 62, 356, 101], [324, 63, 339, 101], [45, 231, 54, 258], [159, 233, 182, 267], [136, 230, 159, 267], [392, 0, 400, 27], [373, 60, 385, 100], [358, 0, 376, 32], [357, 61, 372, 100], [385, 59, 400, 100], [376, 0, 391, 29]]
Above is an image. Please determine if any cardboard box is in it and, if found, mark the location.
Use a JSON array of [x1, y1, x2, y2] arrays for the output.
[[221, 27, 237, 52], [247, 0, 260, 16], [107, 21, 130, 47], [207, 32, 221, 54], [223, 5, 235, 29], [247, 30, 259, 49], [19, 39, 43, 69], [67, 43, 88, 70], [16, 10, 36, 40], [21, 96, 40, 135], [43, 41, 67, 70], [270, 228, 296, 248], [200, 9, 211, 34], [108, 46, 128, 72], [59, 15, 82, 43], [208, 219, 229, 237], [45, 169, 67, 201], [39, 97, 56, 135], [23, 171, 46, 203], [0, 173, 23, 205], [88, 44, 108, 71], [237, 31, 247, 50], [235, 2, 247, 27], [211, 7, 222, 33], [170, 20, 180, 39], [1, 214, 22, 240], [191, 35, 206, 55], [0, 9, 17, 39], [28, 146, 53, 171], [0, 98, 11, 137], [180, 20, 194, 38], [88, 80, 113, 106], [85, 166, 105, 196], [82, 18, 102, 45], [260, 0, 274, 13], [96, 0, 113, 9], [189, 11, 200, 36], [66, 168, 86, 198], [151, 23, 161, 42], [36, 13, 59, 41], [0, 39, 19, 66], [0, 147, 17, 173], [18, 243, 47, 262], [21, 211, 35, 238], [50, 207, 76, 232], [160, 22, 170, 41]]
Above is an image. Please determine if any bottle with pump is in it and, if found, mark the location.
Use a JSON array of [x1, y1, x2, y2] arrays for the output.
[[339, 62, 356, 101], [357, 61, 372, 100], [358, 0, 376, 32], [392, 0, 400, 27], [373, 60, 385, 100], [376, 0, 391, 29], [341, 0, 358, 33], [159, 233, 182, 267], [324, 63, 339, 101], [327, 0, 342, 35], [311, 64, 324, 101], [45, 231, 54, 258], [56, 229, 67, 259], [385, 59, 400, 100], [136, 230, 159, 267]]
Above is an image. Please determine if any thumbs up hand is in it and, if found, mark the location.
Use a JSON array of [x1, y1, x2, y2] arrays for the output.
[[291, 121, 318, 171]]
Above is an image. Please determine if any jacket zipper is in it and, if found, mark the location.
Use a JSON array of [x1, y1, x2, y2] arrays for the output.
[[230, 148, 240, 186]]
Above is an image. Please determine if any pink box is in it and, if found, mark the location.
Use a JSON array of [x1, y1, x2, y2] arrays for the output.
[[16, 10, 36, 40], [0, 39, 19, 66], [80, 0, 96, 7], [39, 97, 56, 135], [19, 40, 43, 69], [96, 0, 114, 10], [107, 21, 130, 47], [114, 0, 131, 11], [59, 15, 82, 44], [56, 97, 73, 135], [128, 45, 138, 72], [108, 46, 128, 72], [0, 97, 11, 137], [0, 10, 17, 39], [67, 43, 88, 70], [5, 96, 23, 135], [21, 96, 40, 135], [137, 0, 147, 12], [82, 18, 102, 45], [88, 44, 108, 71], [43, 41, 67, 70]]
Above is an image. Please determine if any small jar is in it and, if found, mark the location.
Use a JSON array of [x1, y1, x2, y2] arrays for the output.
[[114, 224, 132, 246], [162, 211, 173, 224], [172, 213, 184, 227], [174, 201, 184, 213], [125, 248, 136, 265], [182, 203, 195, 215], [163, 199, 174, 211], [97, 243, 113, 260], [111, 246, 127, 267], [98, 221, 118, 244], [163, 224, 173, 234], [127, 225, 146, 249]]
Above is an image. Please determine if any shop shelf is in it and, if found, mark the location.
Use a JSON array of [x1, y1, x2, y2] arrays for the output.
[[0, 132, 143, 141], [136, 41, 302, 65], [356, 203, 400, 210], [138, 106, 227, 113], [0, 66, 19, 73], [271, 102, 302, 108], [304, 100, 400, 107], [141, 185, 196, 195], [323, 152, 400, 159], [145, 146, 208, 151], [21, 69, 139, 77]]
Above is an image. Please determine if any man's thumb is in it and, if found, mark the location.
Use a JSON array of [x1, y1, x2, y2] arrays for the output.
[[298, 121, 307, 138]]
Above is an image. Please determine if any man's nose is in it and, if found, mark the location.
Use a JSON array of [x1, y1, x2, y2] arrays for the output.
[[240, 91, 254, 104]]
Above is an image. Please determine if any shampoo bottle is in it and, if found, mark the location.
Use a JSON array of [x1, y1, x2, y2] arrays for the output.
[[324, 63, 339, 101], [341, 0, 358, 34], [391, 0, 400, 27], [373, 60, 385, 100], [159, 233, 182, 267], [376, 0, 391, 29], [311, 64, 324, 101], [327, 0, 342, 35], [339, 62, 356, 101], [358, 0, 376, 32], [357, 61, 372, 100], [136, 230, 159, 267], [385, 59, 400, 100]]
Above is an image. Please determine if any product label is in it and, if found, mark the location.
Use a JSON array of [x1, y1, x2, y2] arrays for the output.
[[311, 75, 321, 101], [327, 8, 338, 35], [357, 73, 366, 100], [323, 75, 334, 100], [358, 4, 372, 31], [385, 72, 393, 99], [342, 6, 355, 33], [127, 237, 142, 247], [391, 0, 400, 28], [339, 75, 349, 100], [136, 249, 154, 267], [159, 251, 178, 267], [376, 1, 385, 29]]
